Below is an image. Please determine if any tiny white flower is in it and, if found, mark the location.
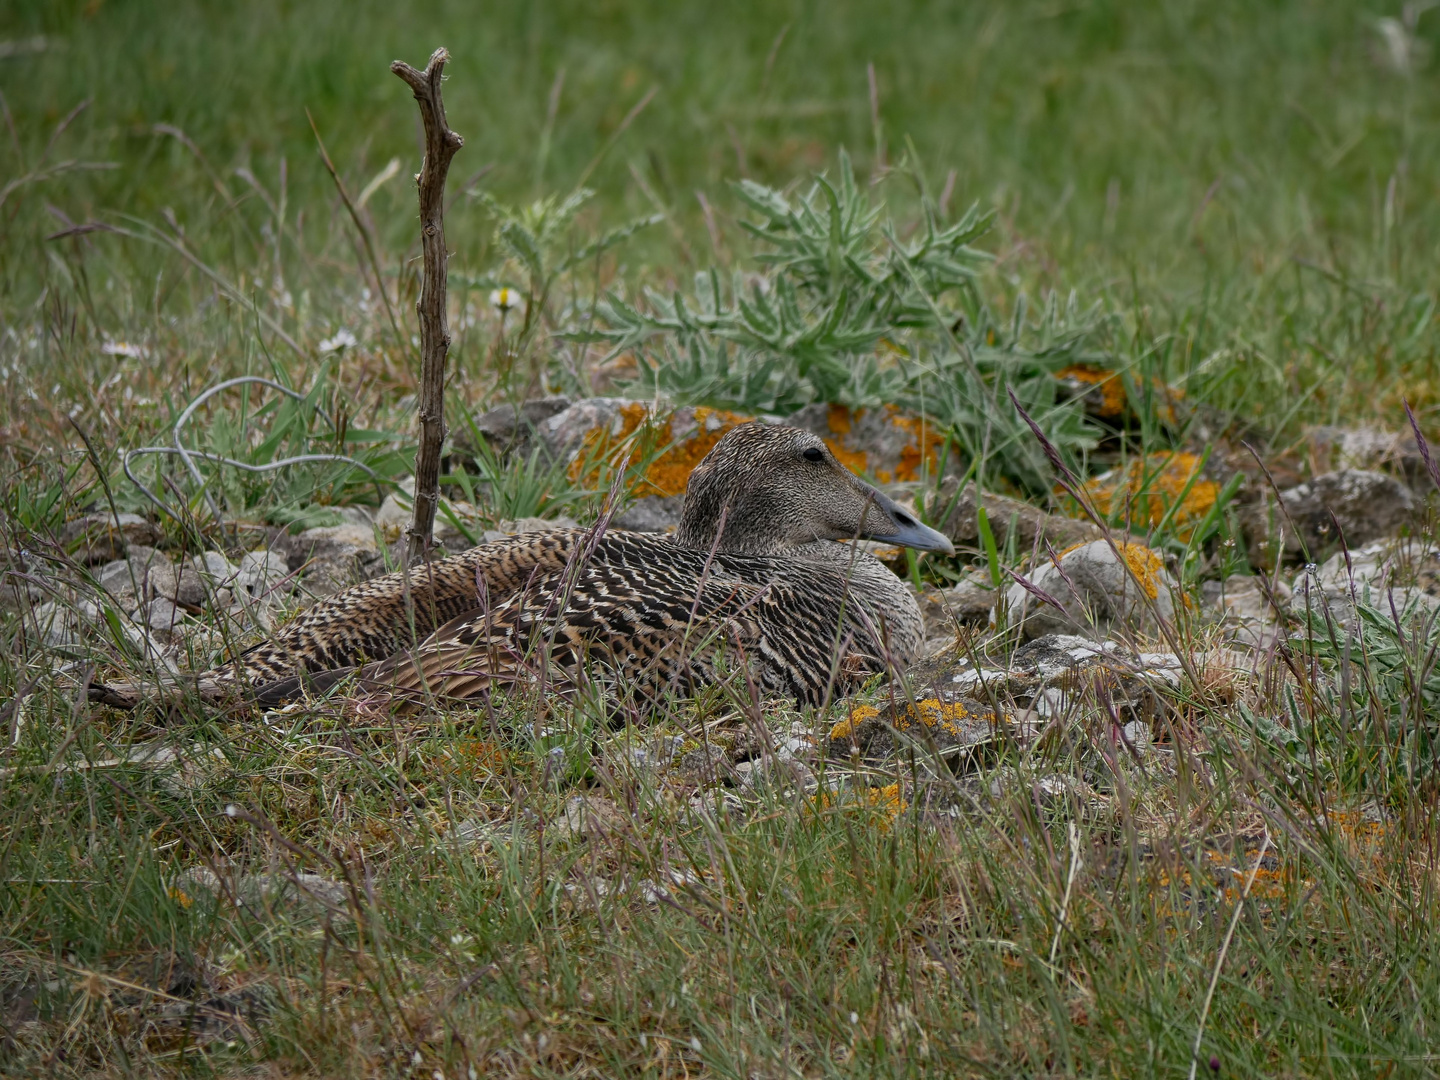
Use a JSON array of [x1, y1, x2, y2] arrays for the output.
[[849, 1011, 859, 1025], [489, 287, 522, 312], [101, 339, 146, 359], [318, 329, 358, 353]]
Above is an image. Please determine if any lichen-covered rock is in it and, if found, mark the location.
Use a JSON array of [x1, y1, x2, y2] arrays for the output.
[[786, 402, 948, 484], [825, 696, 1024, 766], [1080, 452, 1223, 539], [827, 633, 1197, 766], [1005, 540, 1177, 640], [537, 397, 956, 503]]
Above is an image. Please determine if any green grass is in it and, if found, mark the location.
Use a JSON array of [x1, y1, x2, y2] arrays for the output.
[[4, 0, 1440, 1075]]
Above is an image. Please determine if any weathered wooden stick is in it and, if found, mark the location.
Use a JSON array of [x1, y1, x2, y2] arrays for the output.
[[391, 48, 463, 565]]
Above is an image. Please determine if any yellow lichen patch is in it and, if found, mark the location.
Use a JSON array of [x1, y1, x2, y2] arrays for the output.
[[568, 404, 756, 497], [441, 737, 506, 779], [809, 780, 906, 825], [827, 402, 853, 435], [892, 697, 997, 739], [1080, 453, 1220, 539], [1117, 542, 1165, 600], [829, 704, 879, 742], [169, 887, 194, 909]]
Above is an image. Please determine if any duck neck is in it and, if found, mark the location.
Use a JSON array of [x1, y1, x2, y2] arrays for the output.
[[673, 489, 790, 555]]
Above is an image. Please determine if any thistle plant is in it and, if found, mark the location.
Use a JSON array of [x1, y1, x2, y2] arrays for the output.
[[572, 152, 1114, 494]]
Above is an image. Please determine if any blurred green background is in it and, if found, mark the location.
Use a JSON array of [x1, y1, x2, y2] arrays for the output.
[[2, 0, 1438, 426], [4, 1, 1437, 276]]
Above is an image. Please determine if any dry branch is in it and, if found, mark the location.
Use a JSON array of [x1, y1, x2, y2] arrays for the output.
[[392, 48, 463, 564]]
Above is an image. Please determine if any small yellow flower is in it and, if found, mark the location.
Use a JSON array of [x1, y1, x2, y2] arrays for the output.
[[489, 287, 522, 313]]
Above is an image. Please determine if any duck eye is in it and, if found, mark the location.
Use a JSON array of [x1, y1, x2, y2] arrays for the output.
[[802, 447, 825, 463]]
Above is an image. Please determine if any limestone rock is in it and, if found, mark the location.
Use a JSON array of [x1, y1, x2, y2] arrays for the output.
[[1200, 574, 1289, 650], [235, 550, 290, 595], [1004, 540, 1177, 640], [916, 573, 997, 641], [460, 395, 574, 458], [271, 523, 383, 592], [1252, 469, 1415, 558], [1308, 426, 1433, 493], [786, 402, 953, 485], [1290, 540, 1440, 630]]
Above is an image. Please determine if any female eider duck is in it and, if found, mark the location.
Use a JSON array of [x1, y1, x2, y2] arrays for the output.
[[101, 424, 954, 710]]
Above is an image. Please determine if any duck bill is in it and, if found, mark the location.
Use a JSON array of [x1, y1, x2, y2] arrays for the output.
[[861, 485, 957, 556]]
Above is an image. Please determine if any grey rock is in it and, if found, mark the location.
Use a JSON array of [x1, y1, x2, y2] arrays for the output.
[[613, 496, 684, 533], [154, 565, 208, 609], [1308, 426, 1433, 493], [1270, 469, 1414, 556], [235, 550, 290, 594], [931, 481, 1103, 555], [916, 573, 996, 641], [1201, 574, 1289, 650], [61, 512, 161, 564], [1290, 542, 1440, 630], [140, 596, 183, 636], [176, 867, 350, 920], [462, 396, 574, 457], [271, 522, 382, 580], [536, 397, 641, 461], [191, 551, 237, 582], [96, 558, 140, 607], [27, 600, 79, 647], [1004, 540, 1177, 640], [552, 794, 627, 843]]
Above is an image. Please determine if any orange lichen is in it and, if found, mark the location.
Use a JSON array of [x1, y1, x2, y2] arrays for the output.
[[1079, 453, 1220, 540], [823, 435, 872, 476], [1056, 364, 1183, 426], [1057, 364, 1128, 420], [1117, 542, 1165, 600], [888, 408, 946, 483], [820, 404, 944, 483], [443, 737, 506, 778], [568, 404, 755, 498]]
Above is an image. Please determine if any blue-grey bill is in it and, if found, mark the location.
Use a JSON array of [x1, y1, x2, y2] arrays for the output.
[[882, 517, 956, 556]]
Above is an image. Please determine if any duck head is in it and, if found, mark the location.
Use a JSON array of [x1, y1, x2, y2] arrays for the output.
[[672, 423, 956, 557]]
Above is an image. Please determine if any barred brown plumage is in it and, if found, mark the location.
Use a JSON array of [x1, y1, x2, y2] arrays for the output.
[[92, 423, 956, 711]]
